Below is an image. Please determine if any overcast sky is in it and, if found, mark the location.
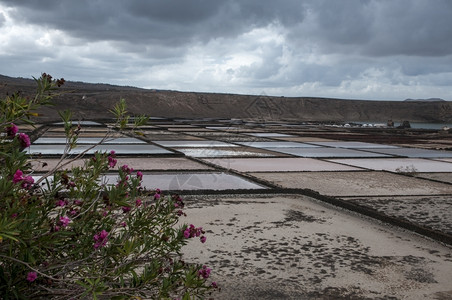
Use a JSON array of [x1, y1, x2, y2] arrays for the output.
[[1, 0, 452, 100]]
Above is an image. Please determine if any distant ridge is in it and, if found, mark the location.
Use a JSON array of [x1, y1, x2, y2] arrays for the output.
[[1, 74, 452, 123], [404, 98, 446, 102]]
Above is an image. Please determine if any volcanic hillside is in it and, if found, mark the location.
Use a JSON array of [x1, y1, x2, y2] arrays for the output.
[[1, 75, 451, 123]]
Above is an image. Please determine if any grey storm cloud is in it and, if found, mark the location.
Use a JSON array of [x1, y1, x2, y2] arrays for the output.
[[2, 1, 306, 46], [1, 0, 452, 100]]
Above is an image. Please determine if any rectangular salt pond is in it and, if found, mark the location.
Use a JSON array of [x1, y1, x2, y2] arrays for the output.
[[52, 121, 103, 126], [201, 157, 363, 172], [205, 126, 240, 130], [327, 158, 452, 172], [236, 141, 320, 148], [362, 148, 452, 158], [176, 148, 275, 158], [33, 137, 146, 144], [263, 147, 392, 158], [309, 141, 399, 149], [27, 144, 173, 155], [31, 157, 213, 172], [246, 133, 293, 137], [152, 141, 239, 148], [104, 172, 267, 190]]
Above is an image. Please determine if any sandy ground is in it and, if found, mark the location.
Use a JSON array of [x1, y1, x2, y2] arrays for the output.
[[181, 194, 452, 300]]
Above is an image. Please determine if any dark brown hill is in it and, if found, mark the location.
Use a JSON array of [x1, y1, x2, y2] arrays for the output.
[[1, 74, 451, 123]]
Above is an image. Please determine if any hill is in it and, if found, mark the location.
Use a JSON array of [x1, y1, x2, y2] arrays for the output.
[[1, 74, 451, 123]]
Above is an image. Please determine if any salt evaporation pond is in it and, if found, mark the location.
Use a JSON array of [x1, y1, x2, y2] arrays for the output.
[[106, 172, 267, 190], [201, 157, 362, 172], [309, 141, 399, 149], [175, 148, 275, 158], [246, 132, 293, 137], [27, 144, 173, 155], [33, 137, 146, 144], [262, 147, 392, 158], [153, 141, 238, 148], [237, 141, 320, 148], [327, 158, 452, 172], [363, 147, 452, 158]]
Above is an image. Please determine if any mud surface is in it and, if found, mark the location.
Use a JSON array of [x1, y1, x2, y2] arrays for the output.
[[182, 194, 452, 300], [341, 196, 452, 236]]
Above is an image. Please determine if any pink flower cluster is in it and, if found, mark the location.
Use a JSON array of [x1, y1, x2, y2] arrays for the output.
[[54, 216, 71, 232], [107, 150, 117, 168], [121, 164, 133, 174], [93, 230, 109, 249], [198, 265, 211, 279], [183, 224, 206, 243], [18, 133, 31, 148], [5, 123, 31, 148], [6, 123, 18, 137], [12, 170, 34, 189]]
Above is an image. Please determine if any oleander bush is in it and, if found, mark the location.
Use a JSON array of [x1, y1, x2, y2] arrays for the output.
[[0, 74, 217, 299]]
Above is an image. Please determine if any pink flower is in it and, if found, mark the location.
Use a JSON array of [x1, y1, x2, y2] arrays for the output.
[[135, 198, 142, 207], [154, 193, 160, 200], [121, 164, 133, 174], [56, 199, 66, 207], [6, 123, 18, 137], [136, 171, 143, 180], [211, 282, 218, 288], [183, 224, 205, 239], [59, 216, 70, 227], [198, 265, 211, 279], [26, 271, 37, 282], [122, 206, 131, 213], [13, 170, 23, 183], [120, 221, 127, 227], [200, 236, 206, 243], [21, 176, 34, 189], [93, 230, 109, 249], [18, 133, 31, 148], [12, 170, 34, 189], [108, 156, 117, 168], [74, 199, 82, 206]]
